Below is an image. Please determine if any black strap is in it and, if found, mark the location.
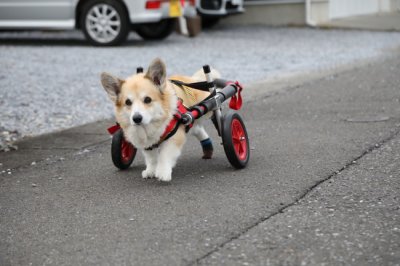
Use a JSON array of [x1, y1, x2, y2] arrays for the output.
[[170, 79, 214, 92], [170, 79, 217, 110], [144, 117, 183, 151]]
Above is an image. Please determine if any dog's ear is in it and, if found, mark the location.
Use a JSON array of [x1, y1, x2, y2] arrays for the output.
[[145, 58, 166, 89], [101, 72, 123, 103]]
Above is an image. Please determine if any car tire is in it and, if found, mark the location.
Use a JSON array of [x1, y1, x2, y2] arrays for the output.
[[136, 19, 176, 40], [80, 0, 129, 46]]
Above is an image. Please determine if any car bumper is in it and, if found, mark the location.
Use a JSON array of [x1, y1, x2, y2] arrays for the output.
[[197, 0, 244, 17]]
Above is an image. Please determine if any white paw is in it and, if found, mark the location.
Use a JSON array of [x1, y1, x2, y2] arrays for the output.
[[142, 169, 155, 179], [156, 169, 172, 182]]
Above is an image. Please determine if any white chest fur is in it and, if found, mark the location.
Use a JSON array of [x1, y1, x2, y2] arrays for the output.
[[124, 119, 170, 149]]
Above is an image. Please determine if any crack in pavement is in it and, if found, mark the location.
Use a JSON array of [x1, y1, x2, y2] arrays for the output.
[[188, 126, 400, 266]]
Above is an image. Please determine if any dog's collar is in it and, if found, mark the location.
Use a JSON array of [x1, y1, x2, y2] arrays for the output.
[[144, 100, 189, 151]]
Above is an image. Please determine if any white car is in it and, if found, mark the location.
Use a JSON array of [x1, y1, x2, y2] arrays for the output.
[[197, 0, 244, 27], [0, 0, 193, 46]]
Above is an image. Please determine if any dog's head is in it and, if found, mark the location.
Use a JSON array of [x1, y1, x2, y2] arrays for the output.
[[101, 58, 174, 129]]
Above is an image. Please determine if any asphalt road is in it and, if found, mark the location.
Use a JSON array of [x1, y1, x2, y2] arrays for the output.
[[0, 54, 400, 265]]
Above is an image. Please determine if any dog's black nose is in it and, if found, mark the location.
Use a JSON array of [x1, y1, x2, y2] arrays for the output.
[[132, 113, 143, 124]]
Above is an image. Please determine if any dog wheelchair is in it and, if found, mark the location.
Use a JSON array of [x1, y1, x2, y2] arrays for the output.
[[107, 65, 249, 170]]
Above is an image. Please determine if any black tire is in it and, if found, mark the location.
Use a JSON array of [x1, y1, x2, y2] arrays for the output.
[[111, 129, 136, 170], [136, 19, 176, 40], [222, 112, 250, 169], [80, 0, 129, 46], [201, 17, 220, 29]]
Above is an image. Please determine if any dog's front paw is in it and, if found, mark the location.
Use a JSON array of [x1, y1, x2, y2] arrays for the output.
[[155, 169, 172, 182], [142, 169, 155, 179]]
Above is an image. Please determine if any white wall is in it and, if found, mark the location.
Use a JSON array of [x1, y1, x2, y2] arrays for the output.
[[380, 0, 392, 11], [329, 0, 392, 19]]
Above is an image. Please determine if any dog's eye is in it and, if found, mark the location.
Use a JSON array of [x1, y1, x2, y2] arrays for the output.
[[144, 96, 152, 104], [125, 99, 132, 106]]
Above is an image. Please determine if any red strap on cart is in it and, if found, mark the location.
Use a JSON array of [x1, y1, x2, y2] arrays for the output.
[[160, 100, 188, 139], [228, 81, 243, 110], [107, 124, 121, 135]]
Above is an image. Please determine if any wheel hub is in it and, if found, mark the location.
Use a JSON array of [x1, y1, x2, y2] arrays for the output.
[[85, 4, 121, 44]]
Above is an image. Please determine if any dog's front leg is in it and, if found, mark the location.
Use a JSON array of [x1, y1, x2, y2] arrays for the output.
[[142, 149, 158, 179], [155, 137, 185, 182]]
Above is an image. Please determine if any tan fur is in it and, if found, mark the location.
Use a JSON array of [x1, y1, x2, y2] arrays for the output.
[[116, 74, 174, 129], [169, 75, 210, 106], [114, 74, 210, 148]]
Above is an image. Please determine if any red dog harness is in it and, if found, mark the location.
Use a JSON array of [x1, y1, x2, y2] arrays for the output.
[[144, 100, 189, 150]]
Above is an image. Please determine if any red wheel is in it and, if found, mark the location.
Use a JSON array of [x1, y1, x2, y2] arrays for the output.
[[111, 129, 136, 169], [222, 112, 250, 169]]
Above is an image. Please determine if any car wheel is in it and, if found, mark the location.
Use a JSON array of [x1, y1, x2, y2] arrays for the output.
[[136, 19, 176, 40], [80, 0, 129, 46]]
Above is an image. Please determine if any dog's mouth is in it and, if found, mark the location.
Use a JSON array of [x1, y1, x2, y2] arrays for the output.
[[131, 122, 143, 127]]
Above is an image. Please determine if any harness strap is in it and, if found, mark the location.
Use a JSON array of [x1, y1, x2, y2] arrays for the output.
[[170, 79, 214, 92], [171, 79, 217, 105], [145, 100, 188, 151], [107, 123, 121, 135], [144, 121, 181, 150]]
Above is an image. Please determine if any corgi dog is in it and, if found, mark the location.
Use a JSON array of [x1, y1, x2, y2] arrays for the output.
[[101, 58, 220, 182]]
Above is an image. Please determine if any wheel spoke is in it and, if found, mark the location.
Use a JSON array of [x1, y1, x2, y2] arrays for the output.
[[88, 14, 98, 22], [108, 20, 121, 26], [234, 125, 241, 137], [98, 30, 106, 41], [93, 6, 102, 17], [232, 126, 238, 138], [240, 142, 246, 153], [107, 10, 117, 19], [236, 124, 243, 136], [101, 4, 108, 16], [106, 26, 118, 37], [239, 143, 244, 153], [88, 23, 98, 30]]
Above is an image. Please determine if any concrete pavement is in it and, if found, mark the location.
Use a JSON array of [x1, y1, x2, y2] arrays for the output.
[[1, 53, 400, 265], [200, 126, 400, 266]]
